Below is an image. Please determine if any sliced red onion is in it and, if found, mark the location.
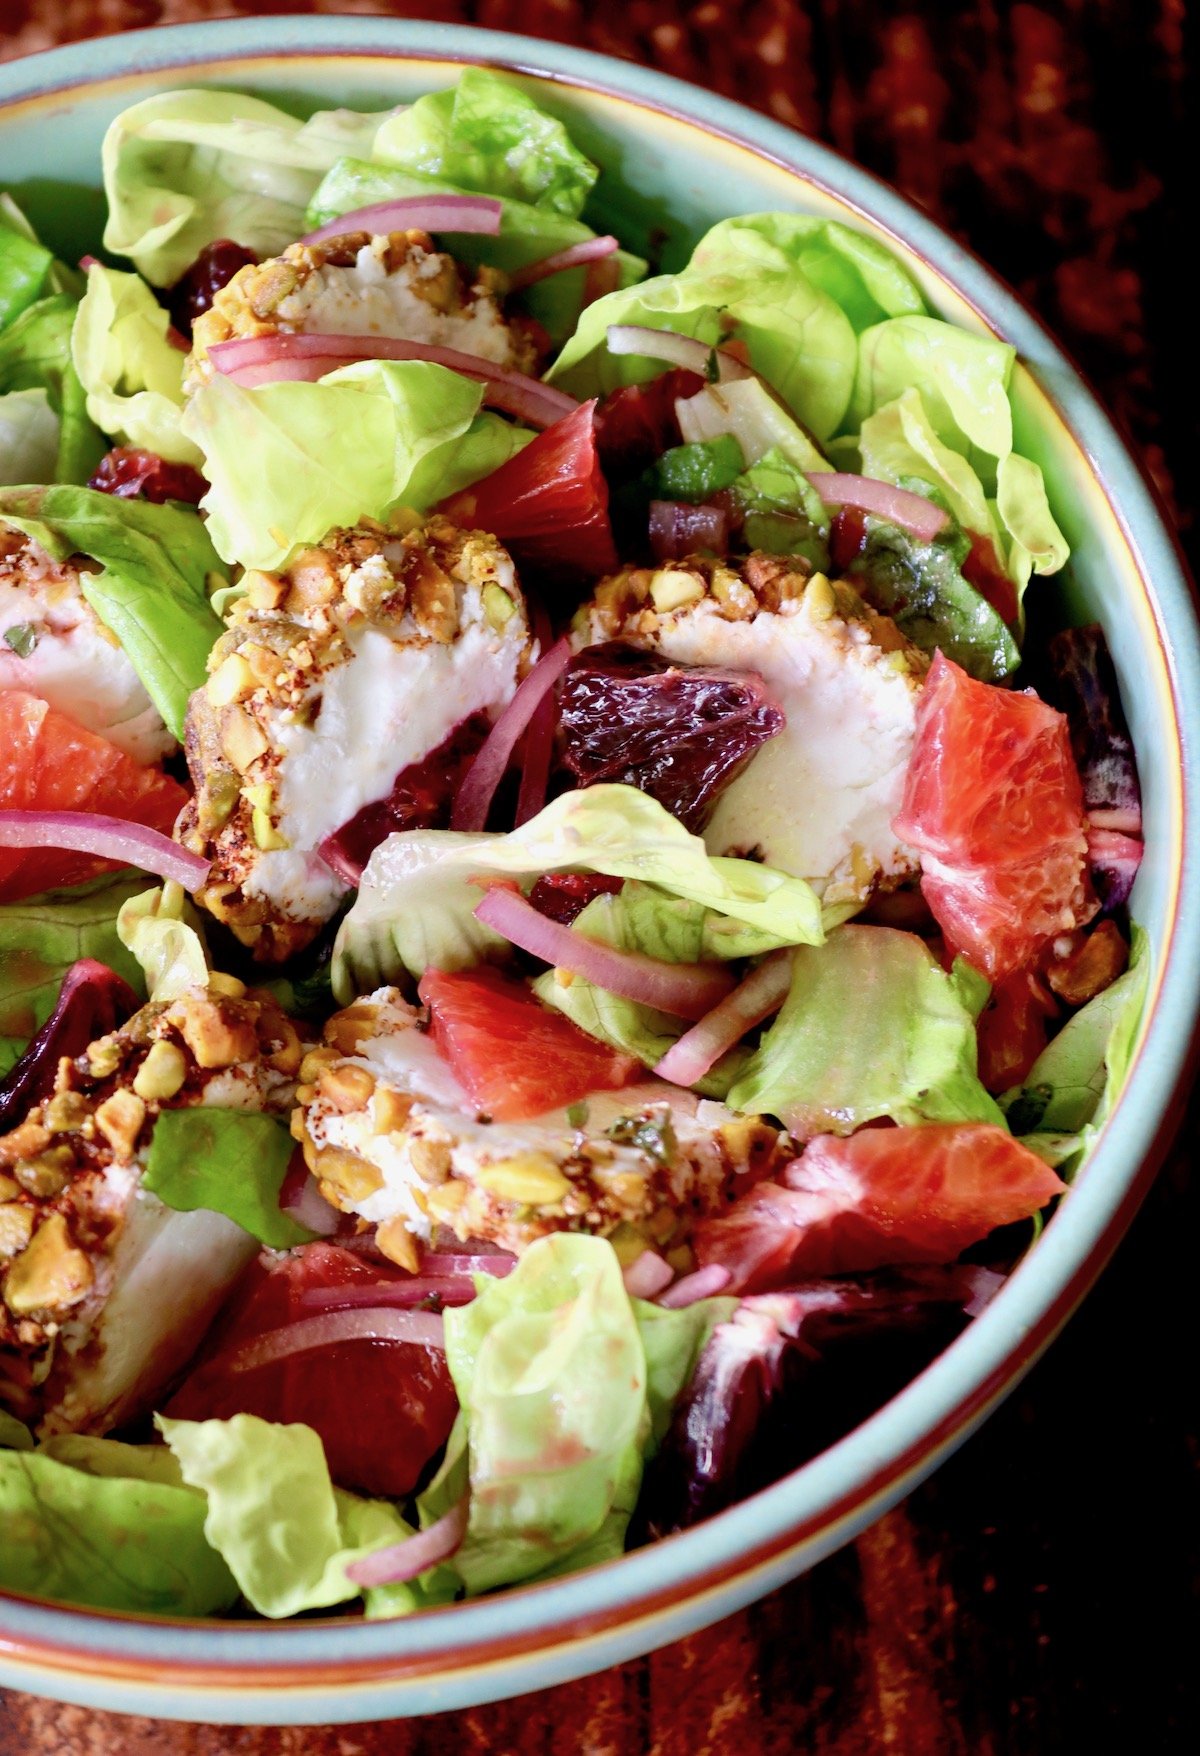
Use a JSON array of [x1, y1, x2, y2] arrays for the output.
[[225, 1307, 445, 1375], [279, 1171, 341, 1238], [962, 1266, 1006, 1318], [508, 235, 619, 291], [0, 811, 209, 893], [346, 1494, 469, 1588], [298, 1277, 478, 1312], [807, 473, 947, 542], [648, 499, 730, 562], [583, 253, 622, 309], [655, 950, 794, 1088], [208, 333, 577, 430], [419, 1249, 517, 1278], [658, 1263, 733, 1308], [1087, 806, 1142, 836], [451, 637, 571, 831], [300, 195, 502, 246], [474, 883, 736, 1021], [623, 1249, 675, 1300], [606, 324, 752, 383]]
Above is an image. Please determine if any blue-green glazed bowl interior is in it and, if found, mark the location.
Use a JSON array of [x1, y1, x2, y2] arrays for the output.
[[0, 16, 1196, 1726]]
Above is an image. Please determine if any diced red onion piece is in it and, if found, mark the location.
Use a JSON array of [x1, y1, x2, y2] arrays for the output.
[[658, 1263, 733, 1308], [623, 1250, 675, 1300], [606, 324, 751, 382], [298, 1278, 478, 1312], [225, 1308, 445, 1375], [451, 638, 571, 831], [655, 950, 794, 1088], [419, 1249, 517, 1278], [346, 1494, 469, 1588], [806, 473, 947, 542], [508, 235, 619, 291], [300, 196, 502, 246], [962, 1266, 1006, 1318], [473, 884, 736, 1021], [0, 811, 209, 893], [1087, 806, 1142, 836], [207, 333, 578, 431], [648, 499, 729, 562], [279, 1171, 341, 1238]]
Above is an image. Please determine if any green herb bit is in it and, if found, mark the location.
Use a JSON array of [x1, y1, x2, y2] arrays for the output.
[[606, 1113, 677, 1164], [3, 623, 37, 658]]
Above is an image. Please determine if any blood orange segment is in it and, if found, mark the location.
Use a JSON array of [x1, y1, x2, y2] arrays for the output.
[[0, 690, 188, 901], [695, 1122, 1066, 1291], [893, 652, 1092, 980], [419, 964, 642, 1121], [166, 1241, 457, 1500]]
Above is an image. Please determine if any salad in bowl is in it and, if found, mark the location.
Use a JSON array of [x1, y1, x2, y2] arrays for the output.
[[0, 64, 1151, 1627]]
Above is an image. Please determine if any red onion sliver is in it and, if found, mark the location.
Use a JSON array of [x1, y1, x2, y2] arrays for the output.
[[298, 1278, 478, 1312], [300, 195, 502, 246], [962, 1266, 1006, 1318], [1086, 827, 1144, 866], [473, 883, 736, 1021], [1087, 806, 1142, 836], [514, 682, 557, 826], [655, 950, 794, 1088], [806, 473, 947, 542], [280, 1171, 341, 1238], [451, 637, 571, 831], [225, 1307, 445, 1375], [346, 1494, 470, 1588], [623, 1249, 675, 1300], [208, 333, 578, 430], [658, 1263, 733, 1308], [0, 811, 209, 893], [419, 1250, 517, 1278], [606, 324, 751, 383], [508, 235, 619, 291], [648, 499, 729, 562]]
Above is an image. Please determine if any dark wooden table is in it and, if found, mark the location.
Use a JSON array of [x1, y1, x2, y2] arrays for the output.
[[2, 4, 1196, 1750]]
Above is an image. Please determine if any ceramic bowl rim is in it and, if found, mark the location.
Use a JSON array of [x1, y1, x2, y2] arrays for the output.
[[0, 12, 1197, 1712]]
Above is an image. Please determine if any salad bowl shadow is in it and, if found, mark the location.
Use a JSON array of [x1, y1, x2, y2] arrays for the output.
[[1, 13, 1198, 1727]]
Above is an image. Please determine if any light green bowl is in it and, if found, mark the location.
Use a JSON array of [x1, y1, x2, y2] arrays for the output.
[[1, 15, 1196, 1726]]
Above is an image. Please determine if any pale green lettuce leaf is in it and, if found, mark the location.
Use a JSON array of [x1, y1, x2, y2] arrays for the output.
[[181, 359, 491, 570], [0, 1439, 238, 1615], [0, 198, 55, 332], [995, 450, 1070, 595], [117, 881, 210, 1001], [0, 294, 107, 485], [71, 265, 199, 464], [418, 1234, 647, 1593], [729, 924, 1002, 1136], [102, 89, 393, 285], [1001, 925, 1149, 1160], [0, 386, 59, 484], [333, 785, 823, 1002], [574, 880, 797, 963], [143, 1109, 314, 1249], [731, 445, 831, 567], [859, 386, 993, 537], [0, 873, 147, 1066], [691, 213, 927, 330], [373, 69, 598, 218], [306, 159, 645, 343], [847, 314, 1016, 474], [0, 484, 225, 738], [0, 1411, 33, 1449], [549, 232, 858, 440], [158, 1413, 432, 1619], [675, 378, 830, 473]]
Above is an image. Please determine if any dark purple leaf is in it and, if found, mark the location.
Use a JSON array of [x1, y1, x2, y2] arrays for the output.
[[558, 642, 784, 832], [1045, 624, 1143, 911], [167, 239, 258, 331], [0, 958, 139, 1129]]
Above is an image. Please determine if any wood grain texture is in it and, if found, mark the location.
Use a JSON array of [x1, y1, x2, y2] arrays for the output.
[[1, 3, 1196, 1749]]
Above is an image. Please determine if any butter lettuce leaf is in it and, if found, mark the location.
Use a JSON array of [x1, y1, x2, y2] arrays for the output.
[[143, 1108, 314, 1249], [675, 377, 830, 474], [691, 213, 926, 331], [419, 1236, 729, 1593], [306, 158, 645, 343], [0, 294, 106, 485], [0, 484, 225, 737], [102, 89, 392, 285], [0, 386, 59, 486], [71, 265, 199, 464], [0, 1437, 238, 1615], [117, 881, 210, 1002], [373, 69, 598, 219], [847, 314, 1016, 473], [0, 199, 55, 332], [0, 873, 147, 1069], [729, 924, 1002, 1137], [1001, 925, 1149, 1161], [158, 1413, 434, 1619], [333, 785, 823, 1002], [181, 359, 518, 571]]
